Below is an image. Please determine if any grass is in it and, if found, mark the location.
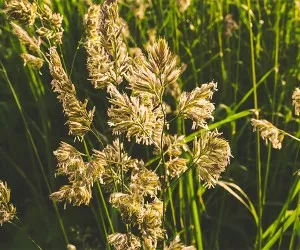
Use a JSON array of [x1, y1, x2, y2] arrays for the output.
[[1, 0, 300, 249]]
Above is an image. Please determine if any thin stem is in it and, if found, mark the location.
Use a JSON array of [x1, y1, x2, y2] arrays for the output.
[[10, 217, 42, 250], [247, 1, 262, 249]]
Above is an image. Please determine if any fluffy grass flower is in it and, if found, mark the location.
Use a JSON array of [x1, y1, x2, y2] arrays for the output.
[[93, 139, 138, 190], [165, 157, 188, 178], [251, 119, 284, 149], [192, 129, 231, 188], [107, 84, 163, 146], [128, 39, 181, 100], [50, 183, 92, 207], [130, 166, 161, 197], [109, 193, 144, 226], [84, 1, 129, 88], [36, 4, 64, 44], [0, 181, 16, 226], [20, 53, 44, 69], [49, 47, 95, 140], [53, 142, 85, 181], [177, 0, 191, 13], [10, 22, 41, 52], [140, 199, 165, 249], [4, 0, 37, 25], [165, 235, 196, 250], [108, 233, 141, 250], [292, 87, 300, 116], [178, 81, 217, 129]]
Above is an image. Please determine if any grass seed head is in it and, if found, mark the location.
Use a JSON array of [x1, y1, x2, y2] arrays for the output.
[[192, 129, 232, 188], [178, 81, 217, 129], [292, 87, 300, 116], [4, 0, 37, 25], [251, 119, 284, 149], [0, 181, 16, 226], [20, 53, 44, 69], [108, 233, 141, 250]]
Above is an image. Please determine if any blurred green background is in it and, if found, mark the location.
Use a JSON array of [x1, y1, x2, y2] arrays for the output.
[[0, 0, 300, 249]]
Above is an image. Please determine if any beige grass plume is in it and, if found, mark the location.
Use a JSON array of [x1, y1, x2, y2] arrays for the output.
[[36, 4, 64, 44], [20, 53, 44, 69], [4, 0, 37, 25], [128, 39, 181, 101], [165, 235, 196, 250], [107, 84, 163, 146], [84, 1, 129, 88], [108, 233, 141, 250], [10, 22, 41, 53], [251, 119, 284, 149], [0, 181, 16, 226], [192, 129, 232, 188], [178, 81, 217, 129], [292, 88, 300, 116], [48, 47, 95, 140]]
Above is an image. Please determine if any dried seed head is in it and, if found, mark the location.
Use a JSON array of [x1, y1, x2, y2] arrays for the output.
[[165, 157, 188, 178], [10, 22, 40, 52], [177, 0, 191, 13], [161, 134, 186, 157], [140, 200, 165, 249], [54, 141, 105, 185], [178, 81, 217, 129], [128, 39, 181, 99], [20, 53, 44, 69], [192, 130, 231, 188], [126, 0, 150, 20], [130, 166, 161, 197], [36, 4, 64, 44], [50, 183, 92, 207], [292, 88, 300, 116], [84, 2, 129, 88], [93, 139, 138, 190], [224, 14, 239, 37], [0, 181, 16, 226], [49, 47, 95, 139], [4, 0, 37, 25], [109, 193, 144, 226], [251, 119, 284, 149], [54, 142, 85, 180], [108, 233, 141, 250], [165, 235, 196, 250], [107, 84, 163, 146]]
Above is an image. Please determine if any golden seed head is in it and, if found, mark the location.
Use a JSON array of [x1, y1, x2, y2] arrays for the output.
[[165, 157, 188, 178], [130, 166, 161, 197], [177, 0, 191, 13], [20, 53, 44, 69], [0, 181, 16, 226], [128, 39, 181, 99], [178, 81, 217, 129], [50, 183, 92, 207], [10, 22, 40, 52], [49, 47, 95, 139], [107, 84, 163, 146], [109, 193, 144, 226], [4, 0, 37, 25], [108, 233, 141, 250], [192, 129, 232, 188], [165, 235, 196, 250], [292, 88, 300, 116], [251, 119, 284, 149], [84, 2, 129, 88], [224, 14, 239, 37]]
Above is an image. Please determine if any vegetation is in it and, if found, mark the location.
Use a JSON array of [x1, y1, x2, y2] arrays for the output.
[[1, 0, 300, 249]]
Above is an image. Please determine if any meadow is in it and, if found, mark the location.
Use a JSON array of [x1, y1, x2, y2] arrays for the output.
[[0, 0, 300, 249]]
